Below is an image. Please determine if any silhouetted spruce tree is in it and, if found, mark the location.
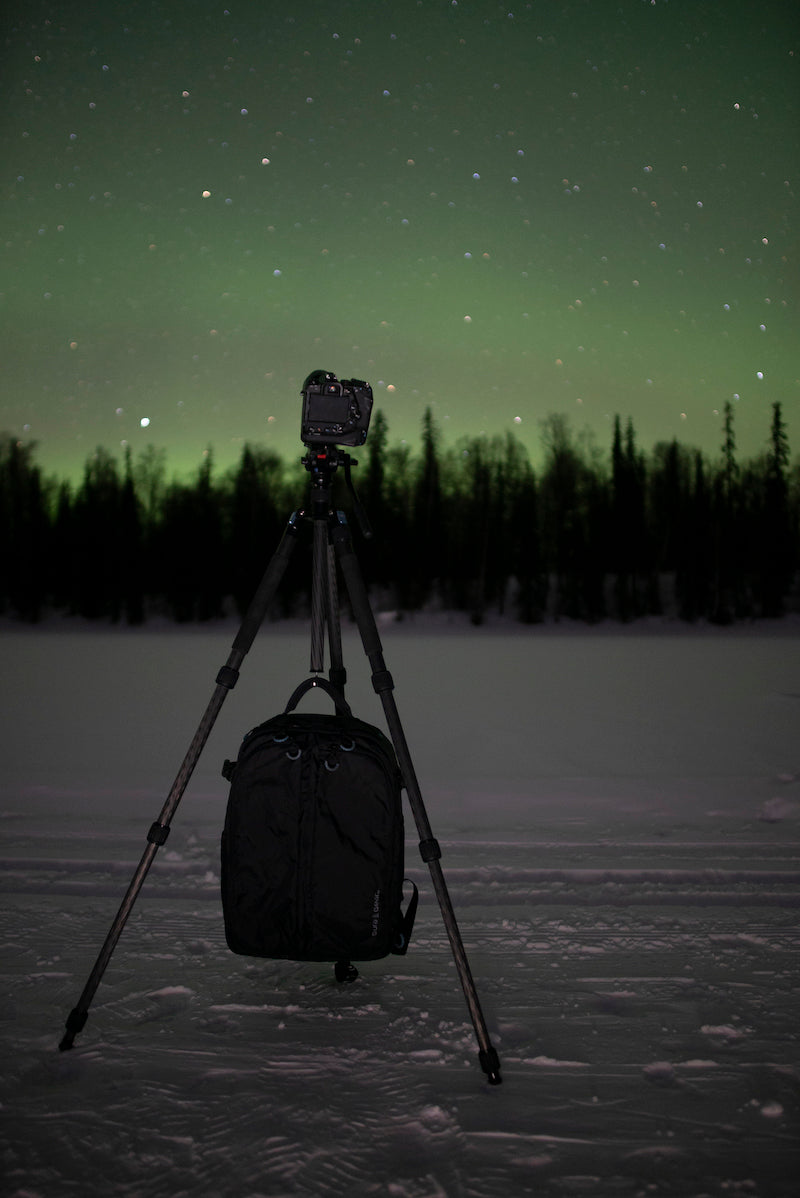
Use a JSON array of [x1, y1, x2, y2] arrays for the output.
[[538, 414, 595, 620], [360, 409, 394, 593], [406, 408, 443, 610], [790, 458, 800, 608], [71, 447, 127, 620], [226, 444, 286, 616], [650, 440, 681, 573], [381, 441, 415, 614], [0, 436, 49, 620], [454, 436, 494, 623], [437, 442, 468, 613], [710, 402, 745, 623], [760, 401, 793, 616], [157, 452, 225, 621], [482, 438, 511, 619], [650, 439, 694, 617], [50, 480, 75, 614], [130, 445, 167, 609], [610, 416, 649, 620], [577, 428, 608, 618], [118, 448, 144, 624], [132, 445, 168, 522], [507, 452, 546, 623], [610, 417, 628, 616], [721, 402, 739, 504], [678, 451, 712, 620], [493, 434, 537, 618]]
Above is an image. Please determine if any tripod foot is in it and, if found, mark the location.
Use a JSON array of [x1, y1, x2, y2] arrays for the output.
[[59, 1006, 88, 1051], [334, 960, 359, 983], [479, 1045, 503, 1085]]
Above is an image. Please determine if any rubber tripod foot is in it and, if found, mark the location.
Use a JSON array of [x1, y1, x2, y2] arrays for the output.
[[479, 1045, 502, 1085], [59, 1007, 88, 1051]]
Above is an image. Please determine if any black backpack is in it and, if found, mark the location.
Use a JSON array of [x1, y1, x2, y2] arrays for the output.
[[220, 678, 418, 974]]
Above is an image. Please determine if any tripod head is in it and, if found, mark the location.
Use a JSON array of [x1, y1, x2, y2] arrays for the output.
[[301, 445, 373, 539], [301, 443, 352, 485]]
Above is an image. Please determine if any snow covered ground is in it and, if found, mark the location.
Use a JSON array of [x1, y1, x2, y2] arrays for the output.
[[2, 617, 799, 1197]]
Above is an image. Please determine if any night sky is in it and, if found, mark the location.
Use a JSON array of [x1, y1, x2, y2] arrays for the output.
[[2, 1, 797, 482]]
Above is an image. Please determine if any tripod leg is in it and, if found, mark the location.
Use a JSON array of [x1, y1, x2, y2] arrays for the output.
[[309, 516, 347, 692], [310, 517, 328, 674], [59, 515, 300, 1051], [325, 539, 346, 692], [331, 517, 502, 1085]]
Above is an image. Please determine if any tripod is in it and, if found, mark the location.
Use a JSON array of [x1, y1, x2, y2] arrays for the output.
[[59, 446, 502, 1085]]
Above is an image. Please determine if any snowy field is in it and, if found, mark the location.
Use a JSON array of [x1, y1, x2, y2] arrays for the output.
[[2, 617, 799, 1197]]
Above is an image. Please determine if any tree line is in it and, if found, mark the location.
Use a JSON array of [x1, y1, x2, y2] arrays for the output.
[[1, 401, 797, 626]]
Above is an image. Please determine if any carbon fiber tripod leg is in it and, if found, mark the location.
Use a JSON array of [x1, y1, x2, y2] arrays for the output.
[[58, 516, 300, 1051], [331, 515, 502, 1085]]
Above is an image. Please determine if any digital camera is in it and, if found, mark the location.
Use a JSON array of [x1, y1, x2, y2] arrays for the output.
[[300, 370, 373, 447]]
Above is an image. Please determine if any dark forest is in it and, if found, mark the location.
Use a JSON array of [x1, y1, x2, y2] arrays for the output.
[[2, 402, 798, 627]]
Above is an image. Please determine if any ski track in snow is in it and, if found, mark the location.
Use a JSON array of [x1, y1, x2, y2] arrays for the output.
[[1, 626, 799, 1196]]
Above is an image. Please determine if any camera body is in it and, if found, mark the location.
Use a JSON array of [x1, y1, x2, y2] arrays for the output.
[[301, 370, 373, 447]]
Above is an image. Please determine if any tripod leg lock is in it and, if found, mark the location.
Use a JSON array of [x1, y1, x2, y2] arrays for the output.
[[370, 668, 394, 695], [216, 665, 240, 690], [147, 822, 170, 846], [418, 837, 441, 863]]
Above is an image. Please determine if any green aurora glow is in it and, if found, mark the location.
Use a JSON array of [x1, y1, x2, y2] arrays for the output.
[[2, 0, 797, 481]]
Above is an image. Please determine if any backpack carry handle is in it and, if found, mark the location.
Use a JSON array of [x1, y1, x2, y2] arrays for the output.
[[284, 676, 353, 717]]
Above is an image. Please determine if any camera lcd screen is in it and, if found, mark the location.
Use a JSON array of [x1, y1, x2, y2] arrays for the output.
[[312, 394, 351, 424]]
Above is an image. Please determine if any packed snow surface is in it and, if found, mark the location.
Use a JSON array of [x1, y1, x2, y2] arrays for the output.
[[2, 617, 799, 1196]]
